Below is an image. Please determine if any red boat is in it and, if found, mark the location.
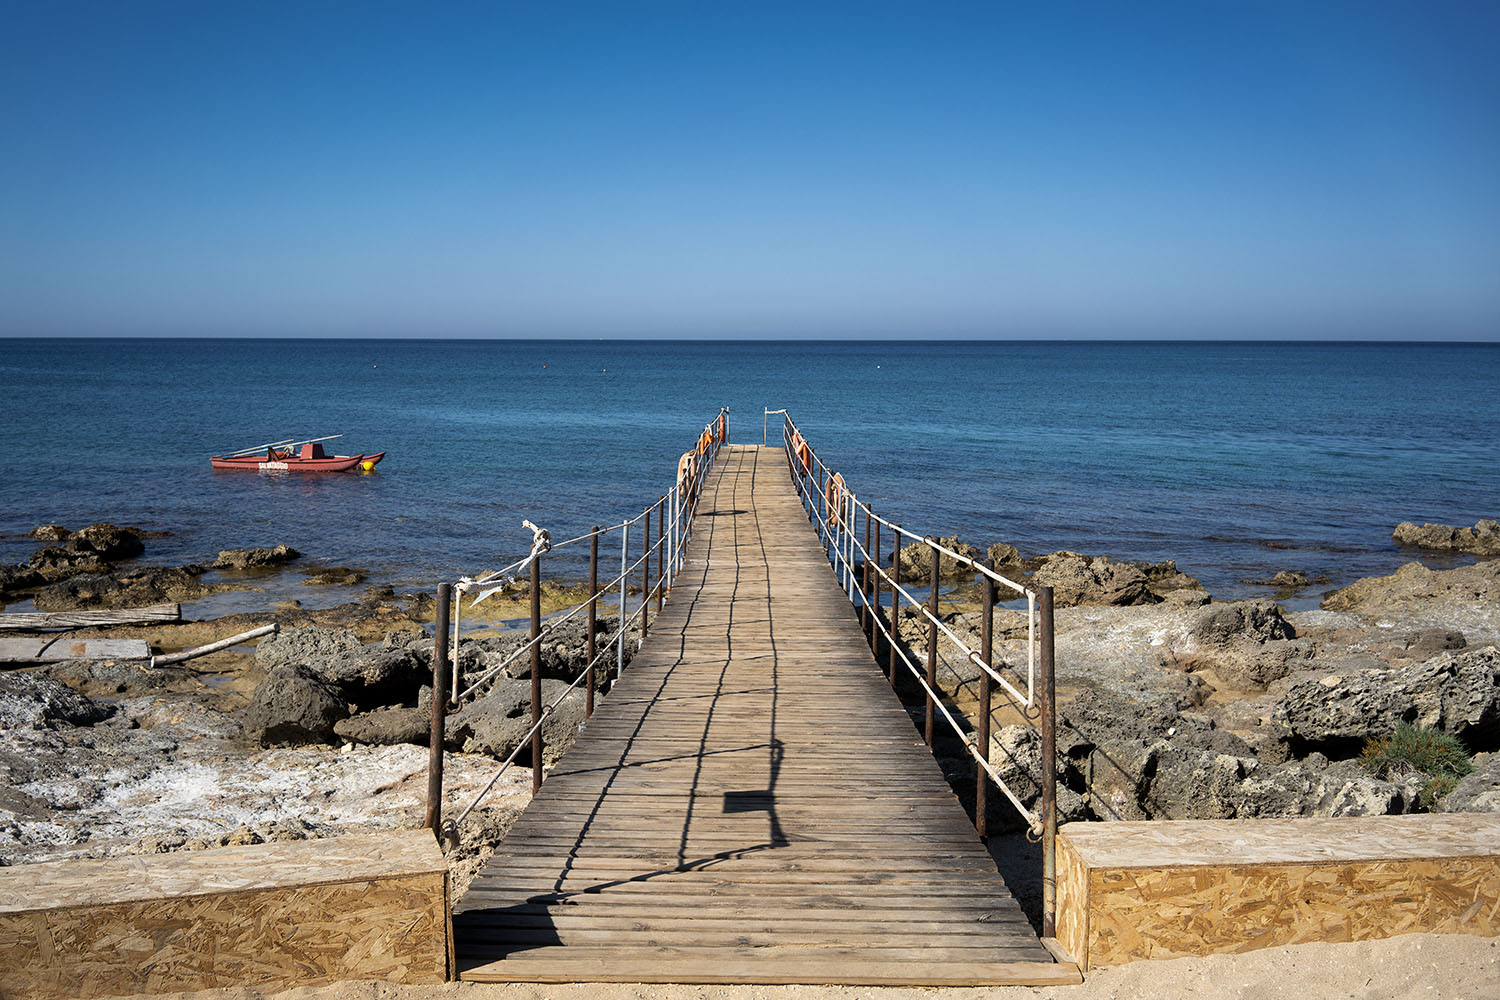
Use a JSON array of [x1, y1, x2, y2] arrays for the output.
[[210, 435, 387, 473]]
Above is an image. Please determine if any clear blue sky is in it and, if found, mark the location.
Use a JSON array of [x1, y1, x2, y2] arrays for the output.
[[2, 1, 1496, 339]]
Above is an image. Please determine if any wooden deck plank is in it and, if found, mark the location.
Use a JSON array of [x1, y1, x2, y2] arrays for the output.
[[455, 445, 1065, 986]]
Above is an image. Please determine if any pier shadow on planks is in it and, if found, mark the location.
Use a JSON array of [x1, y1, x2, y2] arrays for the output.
[[454, 445, 1079, 987]]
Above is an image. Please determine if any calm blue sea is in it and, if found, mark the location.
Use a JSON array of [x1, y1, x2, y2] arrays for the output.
[[1, 339, 1496, 607]]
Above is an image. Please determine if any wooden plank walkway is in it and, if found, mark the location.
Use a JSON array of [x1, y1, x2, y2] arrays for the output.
[[455, 445, 1078, 986]]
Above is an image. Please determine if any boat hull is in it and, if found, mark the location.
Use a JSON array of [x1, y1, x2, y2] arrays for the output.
[[210, 454, 370, 472]]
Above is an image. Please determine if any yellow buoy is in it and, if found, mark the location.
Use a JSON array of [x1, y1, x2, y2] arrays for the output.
[[360, 460, 375, 472]]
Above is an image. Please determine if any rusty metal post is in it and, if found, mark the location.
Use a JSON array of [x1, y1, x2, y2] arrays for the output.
[[817, 463, 826, 541], [586, 528, 598, 718], [925, 545, 939, 747], [423, 582, 452, 831], [888, 528, 901, 685], [861, 508, 872, 637], [529, 554, 543, 793], [871, 513, 881, 655], [641, 506, 651, 640], [655, 496, 665, 613], [1040, 584, 1058, 938], [976, 569, 995, 838]]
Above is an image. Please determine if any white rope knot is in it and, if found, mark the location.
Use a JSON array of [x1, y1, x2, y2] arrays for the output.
[[467, 520, 552, 607], [523, 519, 552, 556]]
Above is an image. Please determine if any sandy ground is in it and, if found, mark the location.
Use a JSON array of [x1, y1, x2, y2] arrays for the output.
[[120, 933, 1500, 1000]]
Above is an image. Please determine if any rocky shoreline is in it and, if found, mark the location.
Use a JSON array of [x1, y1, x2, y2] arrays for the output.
[[1, 518, 1496, 897]]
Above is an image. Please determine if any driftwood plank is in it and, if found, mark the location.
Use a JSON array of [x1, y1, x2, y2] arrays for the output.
[[0, 637, 151, 663], [0, 603, 179, 631]]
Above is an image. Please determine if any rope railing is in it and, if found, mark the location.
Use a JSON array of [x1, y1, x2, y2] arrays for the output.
[[772, 408, 1061, 939], [424, 407, 730, 842]]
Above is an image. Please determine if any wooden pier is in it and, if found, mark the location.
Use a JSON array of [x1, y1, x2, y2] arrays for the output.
[[456, 445, 1078, 986]]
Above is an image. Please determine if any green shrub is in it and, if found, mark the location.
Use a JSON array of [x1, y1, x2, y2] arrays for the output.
[[1360, 724, 1473, 810]]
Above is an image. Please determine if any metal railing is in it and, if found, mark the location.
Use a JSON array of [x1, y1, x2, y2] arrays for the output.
[[424, 408, 730, 843], [770, 408, 1061, 938]]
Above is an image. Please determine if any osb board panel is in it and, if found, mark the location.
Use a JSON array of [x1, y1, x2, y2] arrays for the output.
[[1059, 814, 1500, 870], [1054, 833, 1091, 970], [1084, 854, 1500, 969], [0, 830, 444, 913], [0, 871, 449, 1000]]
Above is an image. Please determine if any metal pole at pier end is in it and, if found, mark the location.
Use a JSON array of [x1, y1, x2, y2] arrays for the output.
[[424, 582, 452, 831], [976, 568, 995, 838], [587, 528, 599, 719], [530, 555, 544, 794], [1040, 584, 1058, 938]]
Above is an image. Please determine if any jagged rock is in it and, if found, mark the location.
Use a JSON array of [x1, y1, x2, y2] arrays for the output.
[[0, 564, 44, 596], [26, 524, 146, 580], [1274, 646, 1500, 752], [213, 544, 301, 570], [1440, 753, 1500, 813], [447, 677, 586, 766], [1033, 552, 1159, 607], [1322, 560, 1500, 615], [244, 664, 349, 745], [70, 523, 145, 560], [1213, 638, 1316, 691], [256, 625, 365, 672], [334, 705, 429, 746], [1062, 688, 1253, 758], [1086, 739, 1412, 821], [1393, 519, 1500, 556], [986, 725, 1088, 830], [31, 565, 208, 611], [1129, 560, 1205, 595], [302, 566, 367, 586], [28, 524, 70, 541], [986, 542, 1023, 570], [42, 659, 193, 697], [1188, 601, 1296, 647], [1232, 760, 1414, 818], [471, 614, 633, 683], [895, 536, 983, 582], [0, 672, 113, 729], [1400, 629, 1467, 660], [256, 625, 426, 706]]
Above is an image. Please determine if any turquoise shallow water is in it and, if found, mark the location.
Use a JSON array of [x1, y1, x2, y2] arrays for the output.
[[0, 338, 1495, 601]]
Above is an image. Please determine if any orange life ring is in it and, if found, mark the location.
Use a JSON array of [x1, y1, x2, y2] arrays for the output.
[[790, 431, 811, 474], [716, 412, 727, 443], [697, 429, 712, 457], [825, 473, 846, 527]]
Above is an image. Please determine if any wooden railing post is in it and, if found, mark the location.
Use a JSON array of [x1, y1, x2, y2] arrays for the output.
[[976, 568, 995, 838], [424, 581, 452, 831], [925, 545, 939, 747], [1040, 584, 1058, 937], [530, 554, 544, 794], [587, 528, 599, 718]]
